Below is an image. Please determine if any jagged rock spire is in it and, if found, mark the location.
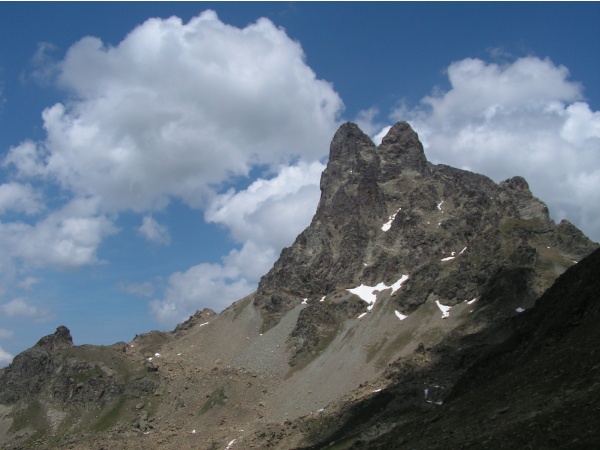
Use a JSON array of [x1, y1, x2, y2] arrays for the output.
[[34, 325, 73, 351], [379, 121, 429, 178]]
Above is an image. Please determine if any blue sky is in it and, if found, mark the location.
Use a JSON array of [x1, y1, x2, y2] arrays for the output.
[[1, 2, 599, 366]]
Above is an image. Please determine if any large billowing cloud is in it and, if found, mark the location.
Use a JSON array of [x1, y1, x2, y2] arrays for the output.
[[0, 10, 343, 325], [379, 57, 600, 241], [206, 161, 325, 251], [5, 10, 342, 213]]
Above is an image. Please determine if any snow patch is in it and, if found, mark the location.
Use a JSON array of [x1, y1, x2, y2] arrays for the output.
[[435, 300, 451, 318], [301, 298, 308, 305], [427, 400, 442, 405], [154, 353, 161, 357], [357, 312, 368, 319], [437, 200, 444, 211], [225, 438, 236, 449], [381, 208, 401, 232], [516, 307, 525, 313], [466, 298, 478, 305], [395, 310, 407, 321], [372, 388, 382, 393], [441, 247, 467, 261], [320, 296, 326, 302], [348, 275, 409, 318], [390, 275, 409, 294]]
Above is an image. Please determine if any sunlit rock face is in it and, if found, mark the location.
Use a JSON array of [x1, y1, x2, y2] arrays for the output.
[[253, 121, 597, 329]]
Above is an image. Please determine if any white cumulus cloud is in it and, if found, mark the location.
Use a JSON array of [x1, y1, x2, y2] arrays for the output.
[[152, 161, 324, 325], [150, 262, 254, 325], [206, 161, 324, 250], [0, 10, 343, 319], [382, 56, 600, 241], [5, 10, 342, 213], [0, 182, 44, 215], [0, 198, 116, 270]]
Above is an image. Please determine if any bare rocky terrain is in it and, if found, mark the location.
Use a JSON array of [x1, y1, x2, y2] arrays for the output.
[[0, 122, 597, 449]]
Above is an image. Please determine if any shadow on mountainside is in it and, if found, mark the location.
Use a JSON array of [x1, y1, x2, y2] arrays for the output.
[[295, 247, 600, 449]]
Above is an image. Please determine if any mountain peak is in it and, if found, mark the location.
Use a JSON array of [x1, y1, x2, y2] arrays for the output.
[[325, 121, 428, 176], [254, 121, 597, 330], [379, 121, 429, 177], [34, 325, 73, 351], [328, 122, 374, 164]]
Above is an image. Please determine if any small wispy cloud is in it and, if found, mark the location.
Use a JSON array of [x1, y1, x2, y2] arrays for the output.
[[20, 41, 60, 86], [0, 345, 13, 368], [18, 276, 42, 290], [138, 216, 171, 245], [119, 281, 155, 297], [0, 298, 38, 317], [0, 328, 14, 339]]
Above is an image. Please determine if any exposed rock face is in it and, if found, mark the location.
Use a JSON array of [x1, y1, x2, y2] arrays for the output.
[[34, 326, 74, 352], [254, 122, 597, 334], [173, 308, 216, 334], [0, 328, 158, 446]]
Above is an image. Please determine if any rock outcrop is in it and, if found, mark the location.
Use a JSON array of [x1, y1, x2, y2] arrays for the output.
[[254, 122, 597, 358]]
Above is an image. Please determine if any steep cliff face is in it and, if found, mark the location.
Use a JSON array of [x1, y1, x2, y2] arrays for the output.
[[254, 122, 596, 335]]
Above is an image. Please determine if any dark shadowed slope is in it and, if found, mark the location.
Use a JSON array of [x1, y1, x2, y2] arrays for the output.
[[299, 247, 600, 449]]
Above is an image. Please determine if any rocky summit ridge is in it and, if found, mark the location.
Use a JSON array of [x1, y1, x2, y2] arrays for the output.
[[0, 122, 598, 449]]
